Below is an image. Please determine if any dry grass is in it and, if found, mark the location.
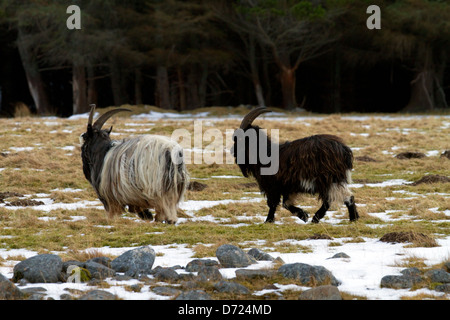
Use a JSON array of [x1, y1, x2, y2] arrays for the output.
[[0, 107, 448, 255]]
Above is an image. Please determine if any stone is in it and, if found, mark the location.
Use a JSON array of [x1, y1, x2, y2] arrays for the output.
[[86, 256, 112, 268], [154, 267, 180, 282], [424, 269, 450, 283], [0, 273, 24, 300], [435, 283, 450, 293], [400, 267, 422, 277], [247, 248, 275, 261], [78, 290, 118, 300], [83, 261, 116, 280], [214, 280, 250, 294], [298, 285, 342, 300], [216, 244, 257, 268], [196, 265, 222, 282], [185, 259, 219, 272], [278, 263, 340, 286], [175, 289, 211, 300], [380, 274, 422, 289], [13, 254, 63, 283], [111, 246, 155, 277], [152, 286, 181, 296], [329, 252, 350, 259], [235, 269, 276, 279], [443, 261, 450, 273]]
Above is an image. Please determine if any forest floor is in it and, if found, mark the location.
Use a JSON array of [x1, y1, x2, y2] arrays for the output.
[[0, 105, 449, 300]]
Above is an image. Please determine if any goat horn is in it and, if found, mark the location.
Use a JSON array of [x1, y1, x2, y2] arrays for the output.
[[240, 107, 272, 129], [93, 107, 132, 129], [88, 104, 96, 127]]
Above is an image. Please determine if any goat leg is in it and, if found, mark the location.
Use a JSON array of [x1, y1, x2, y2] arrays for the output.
[[137, 209, 154, 221], [345, 195, 359, 222], [311, 201, 330, 223], [287, 205, 309, 223], [265, 207, 276, 223]]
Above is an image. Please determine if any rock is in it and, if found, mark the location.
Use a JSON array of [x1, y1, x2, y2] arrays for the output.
[[247, 248, 275, 261], [13, 254, 63, 283], [86, 256, 112, 268], [278, 263, 340, 286], [196, 266, 222, 282], [380, 273, 422, 289], [400, 267, 422, 277], [185, 259, 219, 272], [83, 261, 116, 280], [435, 283, 450, 293], [0, 273, 24, 300], [329, 252, 350, 259], [21, 287, 47, 295], [443, 261, 450, 273], [154, 267, 180, 282], [214, 280, 250, 294], [235, 269, 276, 280], [175, 289, 211, 300], [216, 244, 257, 268], [424, 269, 450, 283], [111, 246, 155, 277], [152, 286, 182, 296], [298, 285, 342, 300], [78, 290, 118, 300]]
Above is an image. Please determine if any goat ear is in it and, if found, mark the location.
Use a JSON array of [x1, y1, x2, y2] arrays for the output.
[[107, 126, 113, 134]]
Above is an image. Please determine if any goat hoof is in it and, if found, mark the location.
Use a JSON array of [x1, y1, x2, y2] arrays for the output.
[[264, 218, 275, 223], [311, 217, 320, 224], [138, 210, 153, 221], [297, 212, 309, 223]]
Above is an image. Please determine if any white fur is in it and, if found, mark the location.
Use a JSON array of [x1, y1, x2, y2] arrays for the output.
[[98, 135, 188, 223]]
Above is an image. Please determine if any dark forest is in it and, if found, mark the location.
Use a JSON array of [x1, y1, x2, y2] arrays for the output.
[[0, 0, 449, 117]]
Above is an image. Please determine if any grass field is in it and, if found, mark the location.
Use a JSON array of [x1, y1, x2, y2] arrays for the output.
[[0, 105, 449, 300]]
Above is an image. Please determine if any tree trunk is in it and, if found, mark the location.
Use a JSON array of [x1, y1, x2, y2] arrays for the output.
[[248, 35, 265, 107], [17, 28, 51, 115], [134, 68, 143, 105], [87, 64, 97, 106], [156, 66, 171, 109], [332, 47, 341, 113], [404, 47, 437, 111], [198, 64, 208, 108], [72, 64, 88, 114], [177, 67, 186, 111], [110, 56, 128, 107], [280, 67, 297, 110]]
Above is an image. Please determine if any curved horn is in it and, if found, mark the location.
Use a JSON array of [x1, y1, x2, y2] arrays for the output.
[[93, 108, 132, 129], [240, 107, 272, 129]]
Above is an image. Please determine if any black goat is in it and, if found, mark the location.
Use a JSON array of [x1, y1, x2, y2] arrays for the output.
[[231, 107, 359, 224]]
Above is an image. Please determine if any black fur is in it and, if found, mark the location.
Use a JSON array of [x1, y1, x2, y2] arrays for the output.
[[232, 109, 359, 224], [81, 126, 113, 210]]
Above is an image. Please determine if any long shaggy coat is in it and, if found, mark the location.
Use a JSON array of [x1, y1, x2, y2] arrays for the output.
[[98, 135, 188, 222]]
